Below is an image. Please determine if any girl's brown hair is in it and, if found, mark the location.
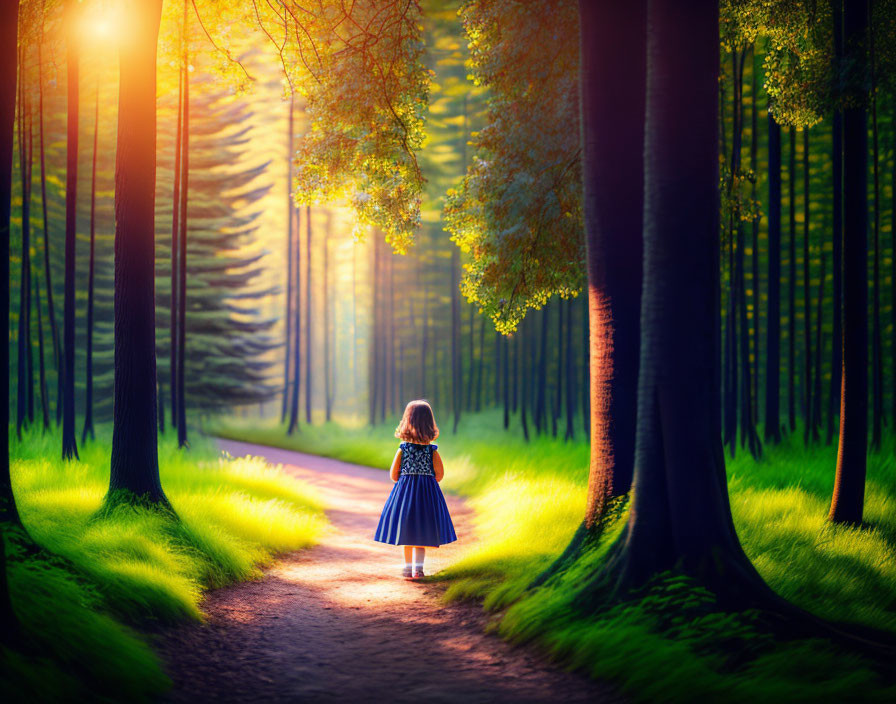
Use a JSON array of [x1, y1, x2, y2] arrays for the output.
[[395, 400, 439, 444]]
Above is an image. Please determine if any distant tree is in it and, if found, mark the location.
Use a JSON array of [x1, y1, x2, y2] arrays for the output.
[[305, 206, 312, 423], [287, 207, 302, 436], [60, 0, 80, 460], [107, 0, 169, 506], [828, 0, 843, 446], [765, 115, 783, 443], [451, 246, 461, 432], [168, 62, 183, 433], [16, 45, 34, 440], [155, 86, 278, 414], [34, 257, 50, 430], [869, 9, 883, 450], [829, 0, 869, 525], [175, 19, 189, 449], [35, 10, 62, 427], [61, 0, 79, 461], [1, 0, 21, 529], [281, 95, 296, 424], [787, 126, 796, 433], [82, 80, 100, 443], [802, 128, 815, 444], [324, 213, 333, 422]]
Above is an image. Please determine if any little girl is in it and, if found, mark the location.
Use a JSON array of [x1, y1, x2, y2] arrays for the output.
[[374, 400, 457, 579]]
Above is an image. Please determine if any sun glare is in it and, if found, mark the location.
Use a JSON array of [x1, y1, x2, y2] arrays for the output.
[[79, 3, 121, 43]]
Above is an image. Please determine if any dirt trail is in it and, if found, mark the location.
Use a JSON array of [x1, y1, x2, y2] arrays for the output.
[[157, 439, 618, 703]]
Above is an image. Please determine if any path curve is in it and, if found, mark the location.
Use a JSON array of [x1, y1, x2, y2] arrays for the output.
[[157, 439, 619, 704]]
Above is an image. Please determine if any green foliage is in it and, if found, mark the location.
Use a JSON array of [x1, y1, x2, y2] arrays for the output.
[[721, 1, 833, 128], [444, 0, 584, 334], [274, 1, 431, 252], [154, 71, 280, 411], [215, 410, 896, 702], [4, 426, 325, 700]]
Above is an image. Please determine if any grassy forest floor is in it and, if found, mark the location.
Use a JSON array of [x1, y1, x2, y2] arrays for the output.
[[159, 439, 617, 703], [2, 428, 326, 702], [213, 409, 896, 703]]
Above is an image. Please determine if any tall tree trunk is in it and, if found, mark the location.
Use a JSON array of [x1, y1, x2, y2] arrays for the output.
[[379, 243, 389, 421], [534, 306, 547, 432], [176, 29, 189, 450], [34, 261, 50, 430], [737, 218, 760, 457], [724, 50, 744, 454], [572, 0, 644, 535], [750, 47, 760, 425], [451, 247, 461, 432], [828, 1, 844, 445], [37, 18, 62, 427], [157, 378, 165, 434], [305, 206, 312, 424], [62, 0, 79, 461], [169, 70, 182, 431], [765, 116, 782, 443], [16, 49, 32, 439], [552, 298, 563, 437], [511, 315, 518, 414], [493, 328, 501, 408], [581, 292, 589, 436], [787, 126, 796, 433], [324, 215, 332, 421], [24, 88, 34, 429], [891, 107, 896, 431], [723, 225, 737, 452], [812, 253, 826, 434], [503, 331, 510, 429], [420, 266, 428, 399], [287, 208, 302, 434], [369, 237, 381, 426], [564, 298, 576, 440], [282, 95, 295, 423], [1, 0, 20, 528], [869, 20, 882, 450], [108, 0, 168, 505], [387, 248, 396, 415], [519, 317, 529, 442], [829, 0, 868, 525], [586, 0, 782, 607], [82, 81, 99, 443], [465, 303, 474, 411], [475, 316, 486, 413], [352, 238, 358, 394], [802, 129, 815, 443]]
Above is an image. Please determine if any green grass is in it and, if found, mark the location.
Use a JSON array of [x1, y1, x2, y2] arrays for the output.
[[3, 426, 326, 703], [213, 409, 896, 703]]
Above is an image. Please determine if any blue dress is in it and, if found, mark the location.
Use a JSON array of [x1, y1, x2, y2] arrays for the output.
[[374, 442, 457, 547]]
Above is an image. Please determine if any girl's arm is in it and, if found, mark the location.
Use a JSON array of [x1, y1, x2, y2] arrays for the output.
[[389, 449, 402, 481], [433, 450, 444, 483]]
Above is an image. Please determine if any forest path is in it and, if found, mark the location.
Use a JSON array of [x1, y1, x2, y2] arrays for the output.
[[157, 438, 618, 704]]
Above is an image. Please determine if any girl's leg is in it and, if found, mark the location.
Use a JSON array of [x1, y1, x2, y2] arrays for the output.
[[413, 547, 426, 575], [401, 546, 413, 577]]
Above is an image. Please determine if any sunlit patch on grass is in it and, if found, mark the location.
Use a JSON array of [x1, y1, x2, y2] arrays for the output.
[[5, 426, 327, 701], [216, 410, 896, 702]]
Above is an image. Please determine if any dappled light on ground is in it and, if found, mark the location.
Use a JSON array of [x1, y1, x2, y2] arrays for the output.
[[158, 440, 618, 703]]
